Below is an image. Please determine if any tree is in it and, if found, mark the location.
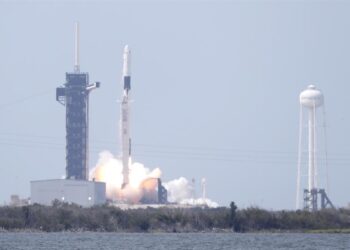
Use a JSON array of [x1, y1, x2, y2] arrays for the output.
[[229, 201, 238, 231]]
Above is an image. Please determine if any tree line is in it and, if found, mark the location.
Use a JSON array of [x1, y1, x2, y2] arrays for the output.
[[0, 201, 349, 232]]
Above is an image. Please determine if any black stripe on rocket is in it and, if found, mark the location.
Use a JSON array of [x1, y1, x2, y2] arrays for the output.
[[124, 76, 131, 92]]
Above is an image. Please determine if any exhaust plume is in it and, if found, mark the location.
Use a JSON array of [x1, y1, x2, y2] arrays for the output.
[[90, 151, 161, 203], [164, 177, 218, 207], [90, 151, 218, 207]]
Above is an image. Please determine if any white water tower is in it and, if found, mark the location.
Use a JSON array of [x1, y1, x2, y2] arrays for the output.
[[296, 85, 333, 211]]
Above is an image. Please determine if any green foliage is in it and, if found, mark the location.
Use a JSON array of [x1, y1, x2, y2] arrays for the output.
[[0, 203, 349, 232]]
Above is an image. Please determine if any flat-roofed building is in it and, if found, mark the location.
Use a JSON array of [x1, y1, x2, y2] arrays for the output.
[[31, 179, 106, 207]]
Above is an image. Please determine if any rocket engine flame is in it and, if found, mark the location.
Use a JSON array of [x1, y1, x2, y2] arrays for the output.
[[90, 151, 161, 203], [90, 151, 218, 207]]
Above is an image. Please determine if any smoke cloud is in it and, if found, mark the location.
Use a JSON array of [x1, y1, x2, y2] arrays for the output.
[[90, 151, 218, 207], [90, 151, 161, 203], [164, 177, 219, 207]]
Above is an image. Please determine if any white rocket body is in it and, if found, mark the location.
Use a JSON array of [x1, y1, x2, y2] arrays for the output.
[[121, 45, 131, 188]]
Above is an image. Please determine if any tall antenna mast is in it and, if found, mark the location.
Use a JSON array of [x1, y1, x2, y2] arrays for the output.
[[201, 178, 206, 200], [74, 22, 80, 73]]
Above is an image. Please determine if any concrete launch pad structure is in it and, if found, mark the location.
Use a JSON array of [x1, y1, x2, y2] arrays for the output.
[[140, 178, 168, 204]]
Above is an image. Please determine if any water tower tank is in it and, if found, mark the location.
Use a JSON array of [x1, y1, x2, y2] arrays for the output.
[[300, 85, 324, 108]]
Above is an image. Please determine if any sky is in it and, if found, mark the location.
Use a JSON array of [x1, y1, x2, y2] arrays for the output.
[[0, 0, 349, 210]]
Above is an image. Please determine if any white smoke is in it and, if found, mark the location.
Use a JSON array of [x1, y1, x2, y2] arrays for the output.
[[90, 151, 161, 203], [163, 177, 193, 203], [90, 151, 218, 207], [179, 198, 219, 208], [164, 177, 219, 208]]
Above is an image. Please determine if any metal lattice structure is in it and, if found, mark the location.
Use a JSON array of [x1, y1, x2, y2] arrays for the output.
[[56, 23, 100, 180], [56, 73, 99, 180], [303, 188, 334, 211]]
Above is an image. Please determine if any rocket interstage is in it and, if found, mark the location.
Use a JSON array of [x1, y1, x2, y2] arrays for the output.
[[123, 45, 131, 94], [121, 45, 131, 188]]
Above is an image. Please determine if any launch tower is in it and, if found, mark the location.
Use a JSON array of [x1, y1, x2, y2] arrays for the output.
[[56, 23, 100, 180]]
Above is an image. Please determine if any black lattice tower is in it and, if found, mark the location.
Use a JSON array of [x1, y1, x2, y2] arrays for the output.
[[56, 23, 100, 180]]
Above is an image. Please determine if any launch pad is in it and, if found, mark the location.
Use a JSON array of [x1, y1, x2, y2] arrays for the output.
[[303, 188, 334, 211], [30, 23, 168, 207]]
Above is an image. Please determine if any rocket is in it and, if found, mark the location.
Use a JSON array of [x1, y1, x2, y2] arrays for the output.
[[121, 45, 131, 188]]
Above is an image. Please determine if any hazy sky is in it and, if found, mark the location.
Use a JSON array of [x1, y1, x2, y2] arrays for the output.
[[0, 0, 349, 209]]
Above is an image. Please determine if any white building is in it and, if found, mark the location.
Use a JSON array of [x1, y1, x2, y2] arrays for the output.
[[31, 179, 106, 207]]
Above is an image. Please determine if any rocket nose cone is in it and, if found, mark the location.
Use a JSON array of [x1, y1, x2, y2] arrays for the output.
[[123, 45, 131, 76], [124, 45, 130, 53]]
